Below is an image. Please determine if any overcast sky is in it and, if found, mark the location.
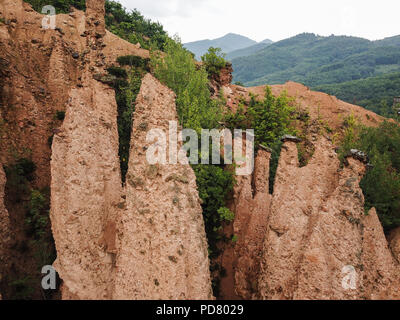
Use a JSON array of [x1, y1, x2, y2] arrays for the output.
[[117, 0, 400, 43]]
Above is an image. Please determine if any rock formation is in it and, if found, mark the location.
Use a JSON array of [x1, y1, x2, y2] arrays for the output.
[[389, 227, 400, 263], [1, 0, 212, 300], [209, 63, 233, 98], [1, 0, 399, 301], [113, 74, 213, 300], [50, 77, 123, 299], [47, 1, 212, 299], [222, 137, 400, 300], [219, 149, 272, 299], [0, 0, 147, 185], [51, 73, 213, 300]]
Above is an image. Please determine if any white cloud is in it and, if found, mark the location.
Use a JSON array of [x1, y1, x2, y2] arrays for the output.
[[118, 0, 211, 18], [116, 0, 400, 43]]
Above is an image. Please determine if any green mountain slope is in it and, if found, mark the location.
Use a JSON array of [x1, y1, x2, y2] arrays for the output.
[[183, 33, 257, 59], [227, 39, 273, 60], [313, 72, 400, 116], [374, 35, 400, 48], [232, 33, 400, 88]]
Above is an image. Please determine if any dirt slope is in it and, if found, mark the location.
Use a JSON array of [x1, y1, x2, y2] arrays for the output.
[[223, 81, 383, 131]]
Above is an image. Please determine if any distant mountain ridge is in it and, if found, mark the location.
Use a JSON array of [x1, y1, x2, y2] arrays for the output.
[[184, 33, 258, 59], [227, 39, 273, 60], [231, 33, 400, 87]]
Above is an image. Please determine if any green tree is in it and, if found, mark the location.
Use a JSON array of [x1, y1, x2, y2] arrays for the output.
[[201, 47, 227, 77], [224, 86, 295, 147], [24, 0, 85, 13], [151, 37, 222, 132], [151, 37, 235, 269], [339, 120, 400, 231], [105, 1, 168, 50]]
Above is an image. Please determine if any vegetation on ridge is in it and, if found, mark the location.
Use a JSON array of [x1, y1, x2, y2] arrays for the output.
[[151, 39, 235, 295], [231, 33, 400, 116], [24, 0, 168, 50], [4, 158, 56, 300], [24, 0, 85, 13], [338, 117, 400, 231], [151, 39, 299, 294], [314, 72, 400, 117]]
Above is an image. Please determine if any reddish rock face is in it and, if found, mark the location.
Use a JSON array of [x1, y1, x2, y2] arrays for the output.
[[389, 228, 400, 263], [113, 74, 213, 300], [0, 0, 148, 188], [86, 0, 105, 32], [51, 73, 213, 300], [1, 0, 399, 302], [220, 149, 272, 300], [215, 64, 399, 300], [224, 137, 400, 300], [50, 76, 122, 299], [209, 63, 233, 97], [1, 0, 212, 300]]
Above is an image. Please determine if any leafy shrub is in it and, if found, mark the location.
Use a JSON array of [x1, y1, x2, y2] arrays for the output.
[[107, 61, 146, 183], [106, 66, 127, 78], [224, 87, 296, 193], [192, 165, 234, 257], [151, 37, 222, 133], [25, 189, 49, 240], [117, 55, 150, 70], [217, 207, 235, 222], [248, 88, 296, 147], [225, 87, 295, 148], [224, 104, 247, 130], [339, 120, 400, 231], [105, 1, 168, 50], [4, 158, 36, 202], [24, 0, 85, 13], [201, 47, 227, 77], [361, 151, 400, 229], [337, 113, 362, 163], [9, 276, 35, 300]]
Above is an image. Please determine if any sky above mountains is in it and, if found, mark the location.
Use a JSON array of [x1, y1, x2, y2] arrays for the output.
[[117, 0, 400, 43]]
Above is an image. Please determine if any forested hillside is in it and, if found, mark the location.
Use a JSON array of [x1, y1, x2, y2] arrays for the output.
[[232, 33, 400, 90], [314, 73, 400, 117], [226, 39, 273, 60]]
